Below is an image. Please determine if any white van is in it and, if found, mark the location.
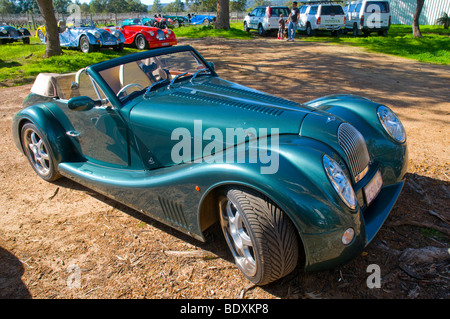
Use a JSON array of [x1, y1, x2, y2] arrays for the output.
[[244, 6, 290, 36], [344, 0, 391, 36]]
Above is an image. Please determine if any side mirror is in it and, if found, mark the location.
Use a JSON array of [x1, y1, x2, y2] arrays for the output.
[[68, 96, 96, 111], [207, 61, 215, 71]]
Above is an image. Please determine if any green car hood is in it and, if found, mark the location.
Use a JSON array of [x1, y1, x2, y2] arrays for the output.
[[129, 77, 317, 168]]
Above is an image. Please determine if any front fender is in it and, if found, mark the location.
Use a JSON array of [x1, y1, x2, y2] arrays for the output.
[[198, 134, 359, 237], [197, 134, 363, 270], [79, 32, 97, 46], [305, 94, 408, 185]]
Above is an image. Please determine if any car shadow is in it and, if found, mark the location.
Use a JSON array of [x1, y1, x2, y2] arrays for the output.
[[51, 169, 449, 298], [0, 246, 32, 298]]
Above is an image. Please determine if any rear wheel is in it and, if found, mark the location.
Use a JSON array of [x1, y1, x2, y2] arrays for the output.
[[21, 122, 60, 182], [352, 23, 360, 37], [219, 187, 299, 285], [244, 21, 249, 32], [258, 24, 266, 36], [306, 23, 315, 36]]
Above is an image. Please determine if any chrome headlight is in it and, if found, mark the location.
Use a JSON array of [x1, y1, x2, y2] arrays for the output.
[[377, 105, 406, 143], [112, 31, 120, 38], [93, 31, 101, 39], [150, 31, 155, 36], [323, 155, 357, 210]]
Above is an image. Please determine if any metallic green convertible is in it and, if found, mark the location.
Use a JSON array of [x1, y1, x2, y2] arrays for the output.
[[12, 45, 408, 285]]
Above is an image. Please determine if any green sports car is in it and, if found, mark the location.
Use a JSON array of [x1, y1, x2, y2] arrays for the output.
[[12, 45, 408, 285]]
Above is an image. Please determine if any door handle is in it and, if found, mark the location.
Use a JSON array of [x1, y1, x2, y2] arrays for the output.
[[66, 130, 80, 137]]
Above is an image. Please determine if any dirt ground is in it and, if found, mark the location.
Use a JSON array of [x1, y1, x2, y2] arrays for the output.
[[0, 37, 449, 299]]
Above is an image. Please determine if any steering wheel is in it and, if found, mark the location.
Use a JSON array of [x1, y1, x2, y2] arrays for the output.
[[117, 83, 144, 98]]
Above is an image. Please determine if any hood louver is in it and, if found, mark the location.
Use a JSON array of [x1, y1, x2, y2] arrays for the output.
[[169, 91, 284, 117]]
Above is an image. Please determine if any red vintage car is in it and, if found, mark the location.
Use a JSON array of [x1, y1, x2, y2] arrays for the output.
[[103, 18, 177, 50]]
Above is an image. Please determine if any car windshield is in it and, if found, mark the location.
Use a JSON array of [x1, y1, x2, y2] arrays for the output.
[[365, 1, 389, 13], [69, 19, 95, 27], [321, 5, 344, 15], [271, 7, 289, 17], [96, 50, 212, 103]]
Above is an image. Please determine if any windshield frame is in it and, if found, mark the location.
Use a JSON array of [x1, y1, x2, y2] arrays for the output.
[[86, 45, 218, 108]]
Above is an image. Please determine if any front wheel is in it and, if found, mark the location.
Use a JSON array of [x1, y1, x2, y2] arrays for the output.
[[135, 34, 148, 50], [219, 187, 299, 285], [21, 122, 61, 182], [79, 35, 94, 53]]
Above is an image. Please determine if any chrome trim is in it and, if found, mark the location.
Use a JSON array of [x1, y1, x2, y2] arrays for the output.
[[338, 123, 370, 183]]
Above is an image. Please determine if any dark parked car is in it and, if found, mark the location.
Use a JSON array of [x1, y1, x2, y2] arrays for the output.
[[0, 24, 31, 44], [12, 45, 408, 285]]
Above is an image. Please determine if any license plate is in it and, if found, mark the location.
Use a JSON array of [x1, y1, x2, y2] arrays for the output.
[[162, 42, 169, 46], [364, 170, 383, 205], [325, 20, 336, 23]]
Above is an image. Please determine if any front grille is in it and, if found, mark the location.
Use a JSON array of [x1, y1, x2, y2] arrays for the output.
[[156, 29, 165, 40], [338, 123, 370, 183]]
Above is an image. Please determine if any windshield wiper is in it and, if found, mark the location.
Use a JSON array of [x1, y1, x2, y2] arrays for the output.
[[144, 78, 170, 95], [191, 68, 211, 82], [169, 72, 188, 88]]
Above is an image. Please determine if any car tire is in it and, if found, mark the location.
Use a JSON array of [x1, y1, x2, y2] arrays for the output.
[[22, 37, 30, 44], [37, 29, 45, 43], [306, 23, 315, 36], [203, 19, 210, 26], [244, 21, 249, 32], [114, 43, 124, 52], [258, 24, 266, 36], [21, 122, 61, 182], [352, 23, 360, 37], [219, 187, 299, 285], [79, 35, 93, 53], [135, 34, 148, 50]]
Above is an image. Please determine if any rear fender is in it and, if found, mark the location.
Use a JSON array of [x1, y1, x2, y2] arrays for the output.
[[12, 104, 79, 164]]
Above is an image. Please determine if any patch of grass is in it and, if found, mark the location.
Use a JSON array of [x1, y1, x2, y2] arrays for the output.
[[0, 37, 138, 87], [290, 24, 450, 65], [174, 22, 253, 40]]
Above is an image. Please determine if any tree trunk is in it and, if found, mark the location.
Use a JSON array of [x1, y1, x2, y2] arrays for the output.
[[412, 0, 424, 38], [215, 0, 230, 30], [36, 0, 62, 57]]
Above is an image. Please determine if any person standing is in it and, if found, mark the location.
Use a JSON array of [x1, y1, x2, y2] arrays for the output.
[[287, 1, 300, 41], [278, 14, 286, 40]]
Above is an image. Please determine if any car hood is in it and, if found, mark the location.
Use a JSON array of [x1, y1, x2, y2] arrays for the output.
[[129, 77, 319, 167]]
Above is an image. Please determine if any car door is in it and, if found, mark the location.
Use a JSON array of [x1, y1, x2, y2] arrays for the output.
[[298, 5, 308, 29], [248, 8, 258, 29], [56, 69, 130, 168]]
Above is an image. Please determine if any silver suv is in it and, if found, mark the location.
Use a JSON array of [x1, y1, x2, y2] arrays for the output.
[[297, 2, 346, 36], [344, 0, 391, 36], [244, 6, 290, 36]]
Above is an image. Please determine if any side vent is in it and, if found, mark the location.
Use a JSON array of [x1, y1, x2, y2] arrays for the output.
[[158, 196, 188, 227]]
